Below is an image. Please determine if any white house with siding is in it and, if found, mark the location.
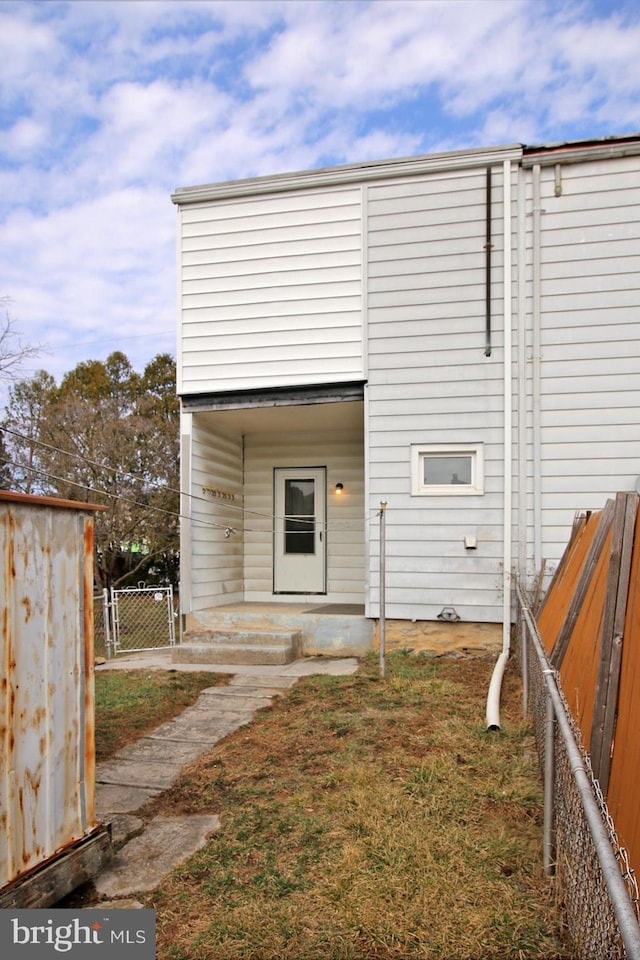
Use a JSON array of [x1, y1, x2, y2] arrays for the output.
[[171, 133, 640, 658]]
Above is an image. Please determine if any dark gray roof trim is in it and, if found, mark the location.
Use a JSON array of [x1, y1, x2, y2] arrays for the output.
[[181, 381, 366, 413], [523, 132, 640, 166]]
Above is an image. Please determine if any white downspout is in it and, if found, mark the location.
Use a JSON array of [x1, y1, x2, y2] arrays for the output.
[[486, 158, 513, 730], [180, 411, 193, 624], [516, 168, 528, 576], [532, 164, 543, 572]]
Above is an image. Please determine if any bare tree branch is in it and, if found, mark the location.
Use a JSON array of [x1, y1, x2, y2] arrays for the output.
[[0, 297, 42, 381]]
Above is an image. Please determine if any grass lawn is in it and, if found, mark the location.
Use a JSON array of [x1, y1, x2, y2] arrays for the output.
[[95, 653, 570, 959], [94, 669, 229, 761]]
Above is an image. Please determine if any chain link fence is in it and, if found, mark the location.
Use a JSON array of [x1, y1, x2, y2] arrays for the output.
[[93, 585, 176, 658], [515, 579, 640, 960], [93, 589, 110, 659]]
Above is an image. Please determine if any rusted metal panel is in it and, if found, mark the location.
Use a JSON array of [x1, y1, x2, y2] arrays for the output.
[[0, 495, 98, 890]]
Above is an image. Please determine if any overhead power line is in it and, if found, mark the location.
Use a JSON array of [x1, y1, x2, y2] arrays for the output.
[[0, 454, 236, 535], [2, 430, 376, 533]]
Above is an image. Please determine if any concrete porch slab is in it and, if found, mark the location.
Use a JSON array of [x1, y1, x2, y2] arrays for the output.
[[185, 602, 374, 657]]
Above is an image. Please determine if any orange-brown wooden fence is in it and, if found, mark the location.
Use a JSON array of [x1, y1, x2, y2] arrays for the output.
[[536, 492, 640, 883]]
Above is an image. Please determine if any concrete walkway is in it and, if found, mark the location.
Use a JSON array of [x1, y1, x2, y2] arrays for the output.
[[91, 652, 359, 903]]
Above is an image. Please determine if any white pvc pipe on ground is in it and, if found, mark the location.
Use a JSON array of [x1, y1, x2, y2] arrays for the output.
[[485, 649, 509, 730]]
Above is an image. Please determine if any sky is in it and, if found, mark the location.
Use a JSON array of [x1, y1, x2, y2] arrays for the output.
[[1, 0, 639, 394]]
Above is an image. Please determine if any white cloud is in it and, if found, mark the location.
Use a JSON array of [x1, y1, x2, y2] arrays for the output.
[[3, 117, 46, 153], [1, 0, 639, 388], [0, 9, 58, 90], [0, 185, 175, 382], [245, 1, 519, 109]]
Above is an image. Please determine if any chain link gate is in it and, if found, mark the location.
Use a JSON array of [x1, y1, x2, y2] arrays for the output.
[[95, 585, 176, 658]]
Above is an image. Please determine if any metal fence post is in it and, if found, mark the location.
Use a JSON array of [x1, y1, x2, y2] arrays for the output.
[[543, 682, 556, 875], [167, 584, 176, 646], [102, 588, 113, 660], [379, 501, 387, 680], [110, 587, 119, 655], [520, 612, 529, 720]]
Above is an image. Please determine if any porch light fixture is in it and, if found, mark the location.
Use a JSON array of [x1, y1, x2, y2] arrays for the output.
[[335, 483, 344, 495]]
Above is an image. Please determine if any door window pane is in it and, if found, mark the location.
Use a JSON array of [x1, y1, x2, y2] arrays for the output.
[[284, 478, 315, 554]]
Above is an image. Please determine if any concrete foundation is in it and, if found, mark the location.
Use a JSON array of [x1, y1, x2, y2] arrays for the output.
[[181, 603, 502, 661], [375, 619, 503, 657]]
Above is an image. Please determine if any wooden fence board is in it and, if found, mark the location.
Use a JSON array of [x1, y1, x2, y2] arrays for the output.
[[537, 511, 595, 655], [590, 493, 638, 791], [535, 503, 612, 665], [557, 524, 612, 747], [606, 504, 640, 883], [550, 501, 615, 668]]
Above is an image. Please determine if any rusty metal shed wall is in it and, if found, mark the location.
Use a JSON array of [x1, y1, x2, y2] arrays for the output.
[[0, 495, 97, 889]]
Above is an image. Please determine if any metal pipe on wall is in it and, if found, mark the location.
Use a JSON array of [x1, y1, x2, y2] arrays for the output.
[[485, 159, 514, 730], [532, 164, 543, 571], [485, 166, 493, 357]]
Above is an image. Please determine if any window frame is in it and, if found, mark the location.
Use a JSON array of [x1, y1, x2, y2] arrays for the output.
[[410, 443, 485, 496]]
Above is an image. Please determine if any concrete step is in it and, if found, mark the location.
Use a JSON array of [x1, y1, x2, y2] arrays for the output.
[[172, 644, 293, 665], [184, 627, 302, 647], [173, 627, 302, 666]]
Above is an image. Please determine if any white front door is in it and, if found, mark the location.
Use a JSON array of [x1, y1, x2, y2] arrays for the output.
[[274, 467, 326, 594]]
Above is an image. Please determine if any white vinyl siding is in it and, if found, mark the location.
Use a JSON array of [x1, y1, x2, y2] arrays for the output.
[[366, 167, 506, 622], [243, 428, 365, 602], [175, 139, 640, 633], [533, 159, 640, 564], [178, 187, 364, 394], [189, 416, 244, 610]]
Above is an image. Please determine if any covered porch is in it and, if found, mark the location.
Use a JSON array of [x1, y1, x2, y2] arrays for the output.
[[180, 386, 368, 659]]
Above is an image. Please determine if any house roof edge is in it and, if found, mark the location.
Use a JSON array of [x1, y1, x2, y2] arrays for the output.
[[522, 132, 640, 167], [171, 143, 523, 205]]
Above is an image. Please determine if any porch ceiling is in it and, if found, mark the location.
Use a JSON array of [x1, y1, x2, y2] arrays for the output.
[[196, 399, 364, 434]]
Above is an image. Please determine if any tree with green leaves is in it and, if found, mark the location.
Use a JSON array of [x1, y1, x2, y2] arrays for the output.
[[1, 351, 179, 589]]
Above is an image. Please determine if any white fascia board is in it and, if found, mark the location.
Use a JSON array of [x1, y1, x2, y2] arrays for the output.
[[171, 143, 523, 206]]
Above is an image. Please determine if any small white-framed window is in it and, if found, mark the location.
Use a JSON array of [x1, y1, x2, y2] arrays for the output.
[[411, 443, 484, 496]]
